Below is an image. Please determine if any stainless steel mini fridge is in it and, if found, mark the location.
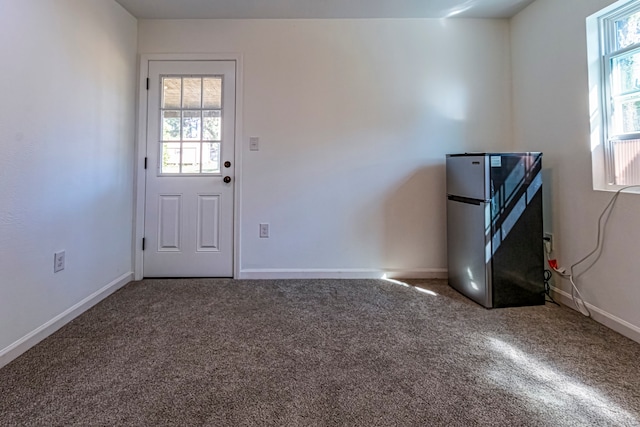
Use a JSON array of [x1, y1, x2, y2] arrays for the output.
[[446, 153, 544, 308]]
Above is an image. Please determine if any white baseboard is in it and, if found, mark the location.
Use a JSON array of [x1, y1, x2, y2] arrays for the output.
[[237, 268, 448, 280], [551, 285, 640, 344], [0, 272, 133, 369]]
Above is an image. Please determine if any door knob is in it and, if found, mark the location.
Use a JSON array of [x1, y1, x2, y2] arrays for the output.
[[224, 161, 231, 168], [223, 176, 231, 183]]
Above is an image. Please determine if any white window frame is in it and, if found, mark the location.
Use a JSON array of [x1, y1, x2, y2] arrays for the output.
[[587, 0, 640, 191]]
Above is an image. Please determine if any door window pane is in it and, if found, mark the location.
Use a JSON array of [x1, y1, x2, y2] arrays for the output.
[[182, 111, 201, 141], [183, 78, 202, 109], [161, 143, 181, 174], [203, 110, 222, 141], [202, 142, 221, 173], [162, 111, 181, 141], [203, 78, 222, 109], [162, 78, 181, 109], [181, 143, 201, 173]]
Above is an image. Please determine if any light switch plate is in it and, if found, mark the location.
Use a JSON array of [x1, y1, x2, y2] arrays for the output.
[[249, 137, 259, 151]]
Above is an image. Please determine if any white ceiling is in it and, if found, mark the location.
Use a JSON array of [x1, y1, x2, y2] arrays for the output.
[[114, 0, 536, 20]]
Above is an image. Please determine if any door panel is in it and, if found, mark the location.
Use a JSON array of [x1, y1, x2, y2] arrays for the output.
[[197, 195, 220, 251], [144, 60, 235, 277], [158, 195, 182, 251]]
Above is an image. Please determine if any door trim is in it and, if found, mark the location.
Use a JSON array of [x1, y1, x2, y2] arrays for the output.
[[134, 53, 243, 280]]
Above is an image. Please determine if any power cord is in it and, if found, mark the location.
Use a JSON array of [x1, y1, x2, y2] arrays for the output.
[[543, 269, 559, 306], [546, 185, 640, 317]]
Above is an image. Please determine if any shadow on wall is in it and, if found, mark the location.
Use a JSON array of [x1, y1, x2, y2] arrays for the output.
[[382, 163, 447, 273]]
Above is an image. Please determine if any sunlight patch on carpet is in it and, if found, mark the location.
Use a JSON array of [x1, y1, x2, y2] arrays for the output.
[[381, 275, 438, 296], [487, 337, 638, 425]]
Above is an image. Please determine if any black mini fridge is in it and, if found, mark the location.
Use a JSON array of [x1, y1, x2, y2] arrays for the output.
[[446, 153, 544, 308]]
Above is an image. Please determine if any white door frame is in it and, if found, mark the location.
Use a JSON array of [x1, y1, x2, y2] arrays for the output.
[[134, 53, 243, 280]]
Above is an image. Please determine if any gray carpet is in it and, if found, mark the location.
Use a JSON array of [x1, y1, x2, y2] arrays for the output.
[[1, 279, 639, 426]]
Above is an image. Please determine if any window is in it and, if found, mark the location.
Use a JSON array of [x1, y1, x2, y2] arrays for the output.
[[587, 0, 640, 187], [160, 76, 223, 174]]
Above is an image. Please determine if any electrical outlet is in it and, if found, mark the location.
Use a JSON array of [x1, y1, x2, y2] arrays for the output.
[[543, 232, 553, 253], [54, 251, 65, 273], [259, 223, 270, 238]]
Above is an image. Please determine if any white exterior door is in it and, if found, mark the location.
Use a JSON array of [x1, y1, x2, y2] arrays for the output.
[[143, 60, 235, 277]]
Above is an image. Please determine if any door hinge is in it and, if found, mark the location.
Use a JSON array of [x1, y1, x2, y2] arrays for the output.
[[144, 157, 147, 169], [142, 238, 146, 251], [146, 78, 149, 90]]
